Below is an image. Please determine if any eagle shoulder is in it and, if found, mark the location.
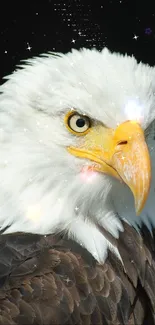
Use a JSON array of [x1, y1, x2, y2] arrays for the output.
[[0, 224, 154, 324]]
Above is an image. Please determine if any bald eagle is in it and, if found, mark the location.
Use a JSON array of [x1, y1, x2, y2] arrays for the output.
[[0, 47, 155, 324]]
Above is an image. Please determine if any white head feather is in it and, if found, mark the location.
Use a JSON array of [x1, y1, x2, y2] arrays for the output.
[[0, 47, 155, 263]]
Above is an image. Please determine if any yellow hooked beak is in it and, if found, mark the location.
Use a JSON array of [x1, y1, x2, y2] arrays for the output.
[[67, 120, 151, 215]]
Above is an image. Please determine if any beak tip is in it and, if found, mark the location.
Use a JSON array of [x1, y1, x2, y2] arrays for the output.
[[135, 197, 146, 216], [135, 209, 141, 217]]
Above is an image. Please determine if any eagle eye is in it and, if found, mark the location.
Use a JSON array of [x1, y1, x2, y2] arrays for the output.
[[65, 111, 91, 135]]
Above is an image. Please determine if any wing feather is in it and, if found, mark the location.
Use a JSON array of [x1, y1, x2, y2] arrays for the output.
[[0, 223, 154, 324]]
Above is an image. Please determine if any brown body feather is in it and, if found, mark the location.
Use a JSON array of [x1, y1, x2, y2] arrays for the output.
[[0, 222, 154, 325]]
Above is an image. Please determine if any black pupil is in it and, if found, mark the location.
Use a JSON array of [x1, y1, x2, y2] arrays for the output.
[[76, 118, 86, 128]]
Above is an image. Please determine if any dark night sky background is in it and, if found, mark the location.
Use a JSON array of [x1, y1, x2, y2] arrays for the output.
[[0, 0, 155, 84]]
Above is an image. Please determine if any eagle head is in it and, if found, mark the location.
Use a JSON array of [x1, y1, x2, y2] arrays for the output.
[[0, 47, 155, 263]]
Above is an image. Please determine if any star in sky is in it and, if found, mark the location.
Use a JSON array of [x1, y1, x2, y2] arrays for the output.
[[133, 34, 139, 40], [26, 43, 32, 51], [71, 39, 76, 43]]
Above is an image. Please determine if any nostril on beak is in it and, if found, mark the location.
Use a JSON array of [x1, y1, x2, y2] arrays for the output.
[[117, 140, 128, 146]]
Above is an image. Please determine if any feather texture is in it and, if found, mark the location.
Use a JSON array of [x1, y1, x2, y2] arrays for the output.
[[0, 222, 154, 324]]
